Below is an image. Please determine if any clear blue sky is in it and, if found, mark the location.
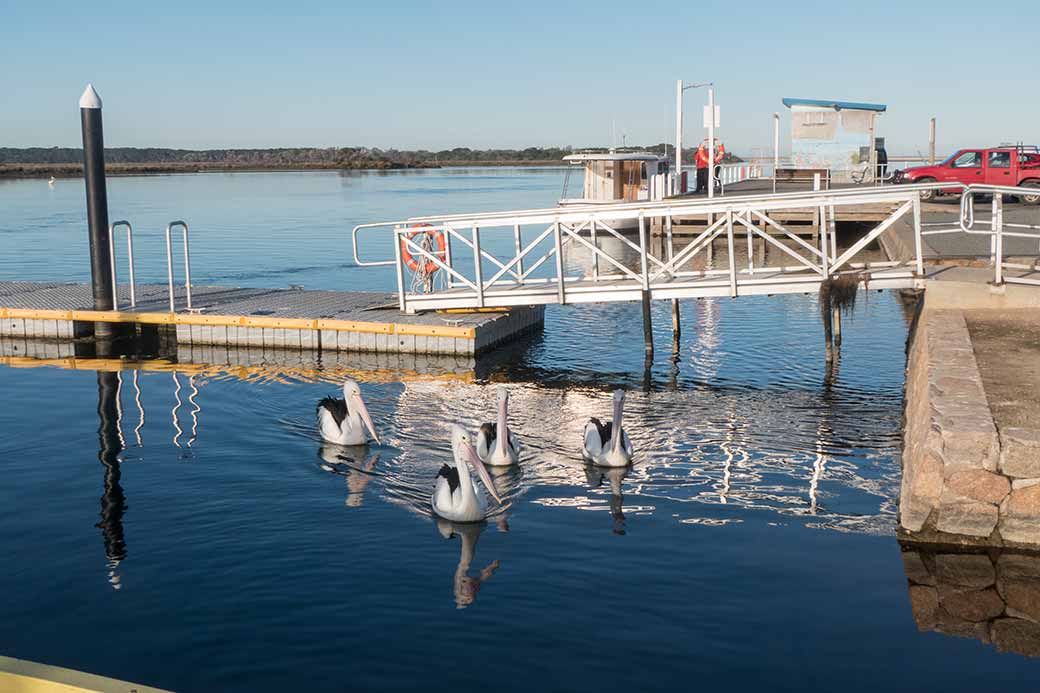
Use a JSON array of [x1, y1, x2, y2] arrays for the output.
[[2, 0, 1036, 155]]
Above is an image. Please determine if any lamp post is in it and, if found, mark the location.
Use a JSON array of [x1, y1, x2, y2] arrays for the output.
[[675, 80, 714, 195]]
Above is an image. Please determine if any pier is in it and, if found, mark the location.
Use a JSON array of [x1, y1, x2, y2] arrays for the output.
[[0, 282, 543, 355]]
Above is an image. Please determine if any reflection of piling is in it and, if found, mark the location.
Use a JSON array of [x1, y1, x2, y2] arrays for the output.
[[96, 371, 127, 565], [79, 84, 115, 340]]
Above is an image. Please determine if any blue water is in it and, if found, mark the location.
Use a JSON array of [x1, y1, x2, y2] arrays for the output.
[[1, 169, 1038, 691]]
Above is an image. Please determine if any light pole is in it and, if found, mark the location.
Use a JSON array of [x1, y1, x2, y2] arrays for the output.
[[675, 80, 714, 195], [773, 112, 780, 193]]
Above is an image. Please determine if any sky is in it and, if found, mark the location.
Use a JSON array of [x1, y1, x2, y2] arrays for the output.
[[1, 0, 1037, 156]]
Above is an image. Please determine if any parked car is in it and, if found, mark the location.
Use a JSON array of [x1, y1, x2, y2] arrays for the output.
[[892, 146, 1040, 204]]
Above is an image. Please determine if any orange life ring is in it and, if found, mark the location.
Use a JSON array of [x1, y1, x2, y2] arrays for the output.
[[400, 223, 447, 275]]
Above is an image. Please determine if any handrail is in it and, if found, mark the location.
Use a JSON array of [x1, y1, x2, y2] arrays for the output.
[[108, 220, 136, 309], [353, 180, 1040, 311], [165, 221, 193, 312], [352, 183, 955, 267]]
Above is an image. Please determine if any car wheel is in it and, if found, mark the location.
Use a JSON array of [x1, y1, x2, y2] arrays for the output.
[[1021, 180, 1040, 206], [917, 177, 937, 201]]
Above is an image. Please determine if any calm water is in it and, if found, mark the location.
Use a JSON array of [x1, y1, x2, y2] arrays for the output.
[[1, 169, 1038, 691]]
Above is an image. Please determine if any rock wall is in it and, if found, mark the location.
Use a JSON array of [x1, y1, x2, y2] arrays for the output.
[[901, 308, 1040, 547], [902, 545, 1040, 657]]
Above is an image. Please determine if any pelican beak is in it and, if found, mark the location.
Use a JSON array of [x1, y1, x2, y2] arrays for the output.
[[351, 392, 380, 444], [464, 441, 503, 505]]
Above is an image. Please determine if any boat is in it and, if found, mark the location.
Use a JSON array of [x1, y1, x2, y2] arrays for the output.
[[558, 151, 671, 230]]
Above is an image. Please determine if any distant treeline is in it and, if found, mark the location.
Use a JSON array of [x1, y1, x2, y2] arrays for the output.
[[0, 144, 741, 177]]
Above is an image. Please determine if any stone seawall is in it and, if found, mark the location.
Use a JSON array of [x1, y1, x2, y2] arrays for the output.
[[900, 308, 1040, 547]]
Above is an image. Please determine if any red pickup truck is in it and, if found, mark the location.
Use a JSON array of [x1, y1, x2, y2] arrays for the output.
[[894, 146, 1040, 204]]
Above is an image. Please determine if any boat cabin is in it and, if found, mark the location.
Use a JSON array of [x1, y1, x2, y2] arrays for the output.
[[560, 152, 670, 206]]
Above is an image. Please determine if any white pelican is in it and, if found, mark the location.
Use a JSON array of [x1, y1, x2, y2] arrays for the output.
[[581, 389, 633, 467], [317, 379, 380, 446], [476, 386, 520, 466], [433, 425, 503, 522], [48, 176, 56, 187]]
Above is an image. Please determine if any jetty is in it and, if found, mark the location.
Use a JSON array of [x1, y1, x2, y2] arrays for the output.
[[7, 80, 1040, 553]]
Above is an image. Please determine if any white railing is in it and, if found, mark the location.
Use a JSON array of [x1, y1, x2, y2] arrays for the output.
[[921, 183, 1040, 286], [353, 185, 956, 312], [352, 181, 1040, 312]]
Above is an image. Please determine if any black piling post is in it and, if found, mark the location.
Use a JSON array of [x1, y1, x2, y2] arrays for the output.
[[79, 84, 114, 340], [641, 289, 654, 360], [671, 299, 681, 351]]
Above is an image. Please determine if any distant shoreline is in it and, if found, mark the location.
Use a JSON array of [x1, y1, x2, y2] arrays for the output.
[[0, 160, 567, 179]]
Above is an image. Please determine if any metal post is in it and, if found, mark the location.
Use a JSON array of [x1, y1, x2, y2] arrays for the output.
[[125, 223, 136, 307], [79, 84, 114, 337], [443, 225, 454, 289], [990, 194, 998, 268], [552, 220, 566, 305], [108, 226, 119, 311], [639, 213, 653, 358], [391, 225, 407, 312], [725, 210, 736, 296], [773, 112, 782, 194], [707, 86, 716, 199], [994, 194, 1004, 285], [929, 117, 936, 165], [107, 221, 136, 309], [165, 225, 176, 312], [472, 225, 485, 308], [819, 205, 830, 278], [675, 80, 683, 194], [591, 220, 599, 281], [513, 223, 524, 283], [180, 223, 193, 310], [912, 196, 924, 276]]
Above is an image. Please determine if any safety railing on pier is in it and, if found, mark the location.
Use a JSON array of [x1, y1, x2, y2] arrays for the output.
[[105, 220, 194, 312], [923, 183, 1040, 287], [353, 184, 950, 313]]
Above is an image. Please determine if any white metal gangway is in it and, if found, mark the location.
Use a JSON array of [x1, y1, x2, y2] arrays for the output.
[[352, 183, 1039, 314]]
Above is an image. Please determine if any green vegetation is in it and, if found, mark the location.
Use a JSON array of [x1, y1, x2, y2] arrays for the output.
[[0, 145, 741, 178]]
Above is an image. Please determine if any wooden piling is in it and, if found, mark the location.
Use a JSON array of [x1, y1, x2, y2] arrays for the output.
[[642, 289, 654, 359]]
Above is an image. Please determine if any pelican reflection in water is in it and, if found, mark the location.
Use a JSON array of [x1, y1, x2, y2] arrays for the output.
[[318, 444, 381, 508], [436, 519, 500, 609], [585, 464, 630, 535]]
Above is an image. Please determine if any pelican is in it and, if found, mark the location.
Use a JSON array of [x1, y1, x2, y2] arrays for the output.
[[317, 379, 380, 446], [581, 389, 633, 467], [433, 425, 503, 522], [48, 176, 56, 187], [476, 386, 520, 466]]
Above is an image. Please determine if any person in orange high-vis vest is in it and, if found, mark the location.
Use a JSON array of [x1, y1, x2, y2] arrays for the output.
[[695, 139, 725, 193]]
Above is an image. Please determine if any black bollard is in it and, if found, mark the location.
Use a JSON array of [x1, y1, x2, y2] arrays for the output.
[[79, 84, 114, 339]]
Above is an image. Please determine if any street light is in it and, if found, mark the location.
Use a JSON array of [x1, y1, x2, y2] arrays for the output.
[[675, 80, 717, 197]]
